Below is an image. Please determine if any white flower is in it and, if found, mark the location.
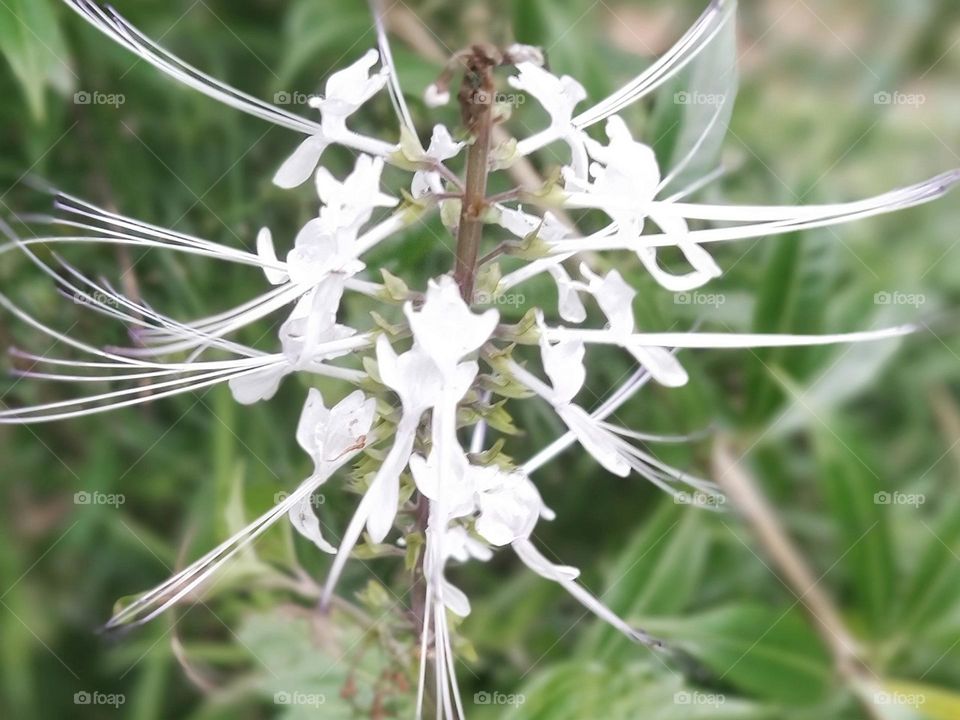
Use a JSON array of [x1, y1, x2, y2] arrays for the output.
[[256, 228, 289, 285], [580, 265, 689, 387], [288, 494, 337, 554], [512, 538, 656, 646], [495, 207, 587, 322], [278, 276, 354, 363], [316, 49, 389, 123], [288, 389, 377, 554], [405, 276, 499, 376], [376, 336, 446, 416], [285, 224, 363, 286], [423, 528, 473, 617], [274, 50, 390, 188], [296, 388, 377, 475], [538, 322, 586, 406], [443, 525, 494, 564], [411, 125, 463, 198], [348, 336, 456, 543], [495, 205, 568, 244], [509, 63, 588, 176], [315, 154, 397, 231], [228, 277, 354, 404], [96, 388, 375, 629], [409, 449, 475, 519], [549, 265, 588, 324], [567, 116, 723, 291], [273, 136, 332, 191], [473, 465, 547, 546], [423, 83, 450, 108], [505, 317, 632, 477], [508, 63, 586, 127], [584, 116, 660, 202]]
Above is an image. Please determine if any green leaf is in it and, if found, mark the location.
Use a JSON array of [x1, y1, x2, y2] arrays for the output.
[[481, 659, 767, 720], [0, 0, 72, 120], [813, 419, 896, 637], [641, 604, 833, 705], [767, 332, 905, 438], [277, 0, 372, 86], [237, 607, 414, 719], [742, 228, 843, 424], [581, 500, 710, 659], [897, 499, 960, 634]]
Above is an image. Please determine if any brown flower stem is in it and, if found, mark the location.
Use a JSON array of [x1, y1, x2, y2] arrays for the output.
[[453, 48, 497, 303]]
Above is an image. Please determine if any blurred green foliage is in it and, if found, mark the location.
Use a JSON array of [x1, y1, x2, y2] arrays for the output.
[[2, 1, 960, 719]]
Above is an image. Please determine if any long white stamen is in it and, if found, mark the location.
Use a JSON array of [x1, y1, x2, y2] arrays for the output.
[[1, 232, 276, 269], [135, 285, 293, 341], [415, 581, 433, 718], [53, 193, 277, 264], [32, 244, 263, 357], [513, 538, 658, 646], [657, 100, 729, 195], [105, 438, 366, 629], [663, 164, 727, 202], [572, 0, 732, 129], [116, 284, 312, 356], [498, 223, 619, 292], [599, 420, 705, 444], [370, 0, 418, 138], [64, 0, 321, 134], [542, 324, 916, 348], [556, 171, 960, 253], [565, 170, 960, 221], [517, 0, 731, 157], [439, 603, 465, 719], [0, 363, 281, 424]]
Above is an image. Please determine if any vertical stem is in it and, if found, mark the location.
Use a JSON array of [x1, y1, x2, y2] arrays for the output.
[[412, 49, 497, 720], [453, 49, 497, 303]]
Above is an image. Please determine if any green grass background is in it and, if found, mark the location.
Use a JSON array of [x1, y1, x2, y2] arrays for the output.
[[1, 0, 960, 718]]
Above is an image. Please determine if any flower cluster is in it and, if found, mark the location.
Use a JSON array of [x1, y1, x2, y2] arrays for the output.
[[2, 0, 957, 716]]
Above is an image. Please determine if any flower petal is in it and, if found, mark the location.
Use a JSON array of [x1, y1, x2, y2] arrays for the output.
[[288, 494, 337, 554], [273, 135, 330, 189]]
